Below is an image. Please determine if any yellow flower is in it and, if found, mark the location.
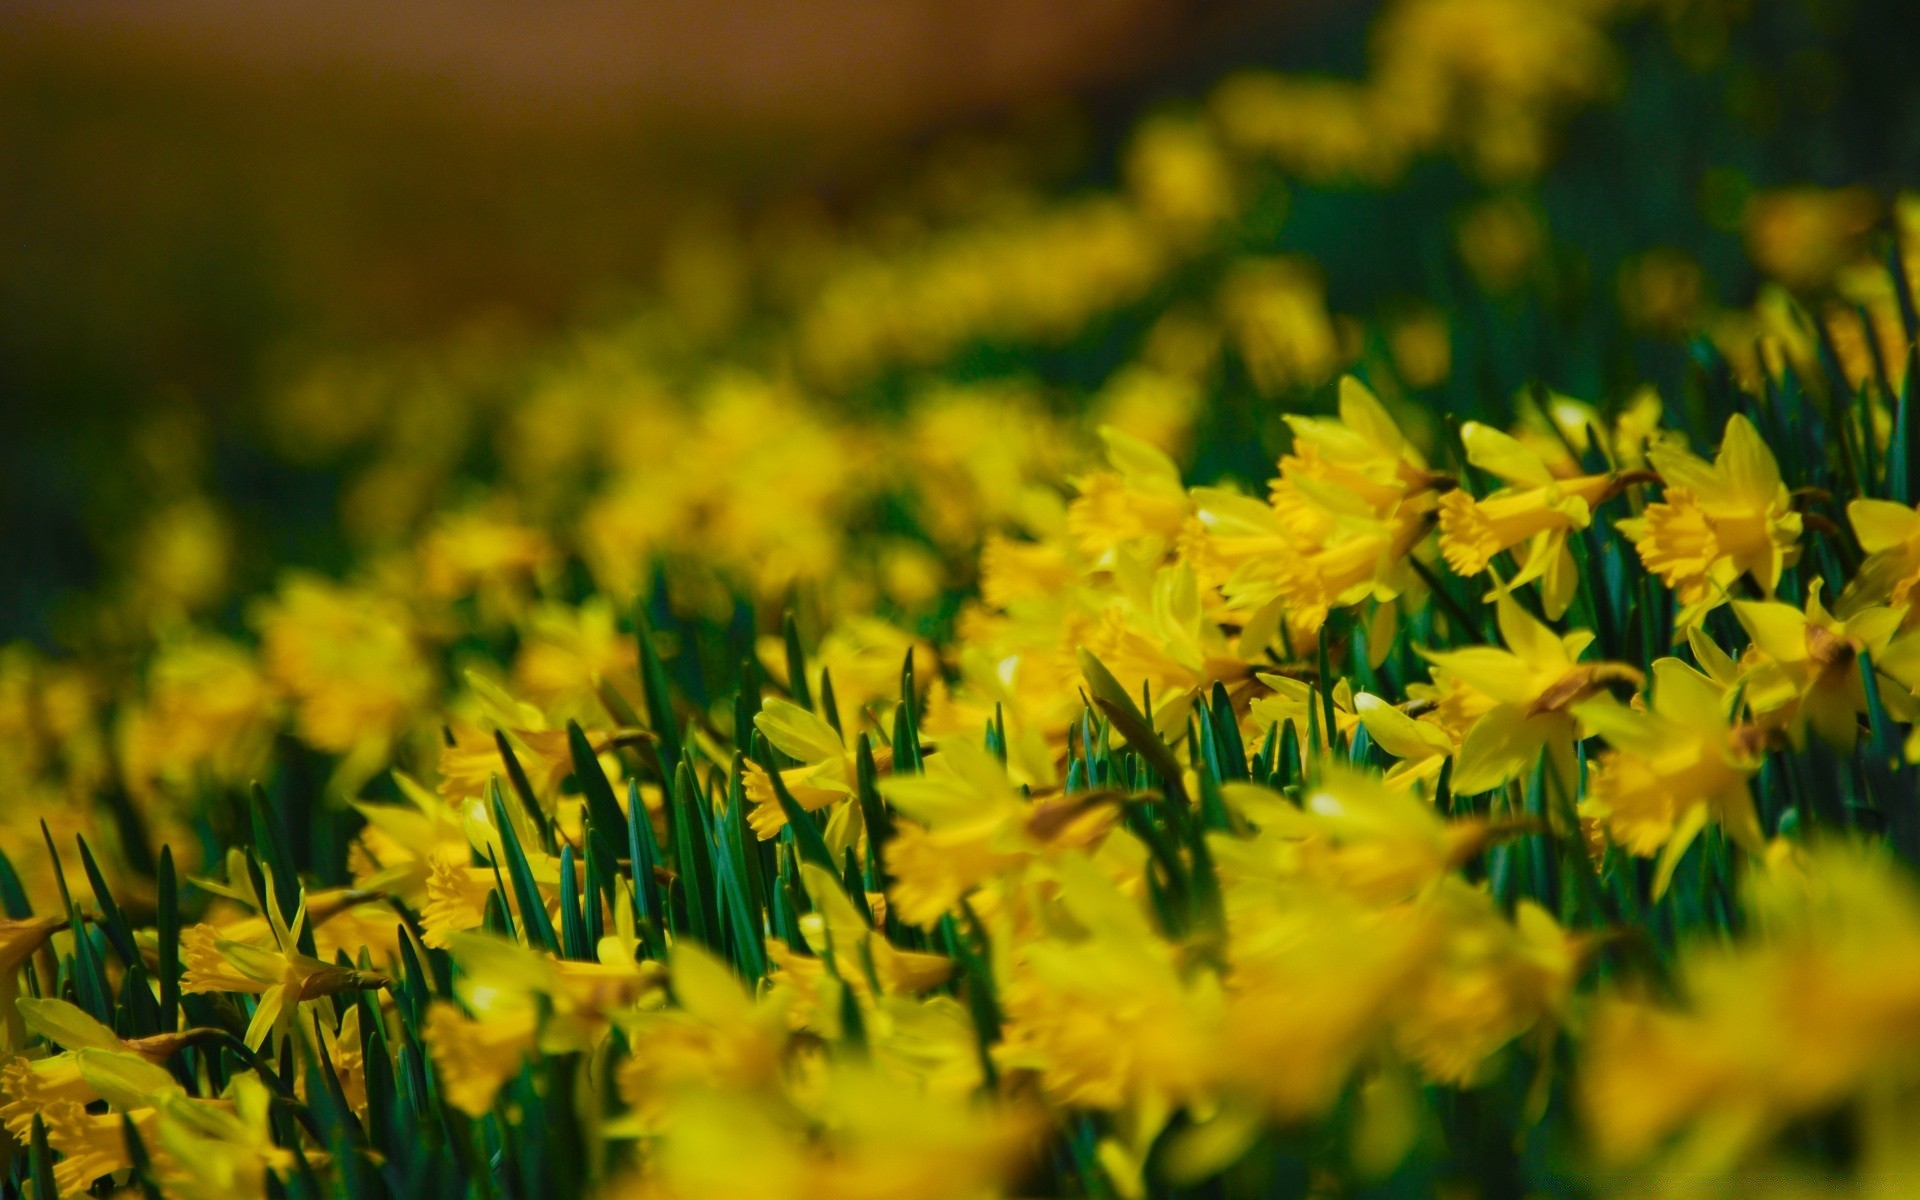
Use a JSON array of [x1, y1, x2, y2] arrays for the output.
[[41, 1099, 157, 1194], [743, 698, 862, 841], [1352, 692, 1457, 789], [765, 865, 953, 1042], [181, 897, 391, 1051], [1617, 413, 1802, 629], [425, 1000, 540, 1117], [881, 739, 1113, 926], [252, 573, 434, 756], [1195, 379, 1437, 647], [1438, 421, 1627, 618], [1732, 589, 1908, 751], [427, 931, 661, 1116], [1582, 840, 1920, 1172], [416, 507, 554, 601], [995, 856, 1221, 1141], [1841, 497, 1920, 619], [1576, 659, 1767, 893], [1743, 185, 1878, 291], [1419, 594, 1637, 797], [1249, 674, 1361, 757], [1066, 427, 1191, 565], [116, 635, 276, 800], [511, 597, 639, 723], [1390, 883, 1575, 1085], [1125, 115, 1237, 235], [757, 617, 934, 740], [615, 943, 789, 1129], [1220, 258, 1346, 396], [1222, 766, 1494, 905]]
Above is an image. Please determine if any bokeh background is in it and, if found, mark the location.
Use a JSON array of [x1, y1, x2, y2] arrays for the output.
[[4, 0, 1916, 646]]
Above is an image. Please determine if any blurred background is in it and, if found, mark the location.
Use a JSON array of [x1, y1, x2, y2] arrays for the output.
[[1, 0, 1322, 635], [4, 0, 1917, 647]]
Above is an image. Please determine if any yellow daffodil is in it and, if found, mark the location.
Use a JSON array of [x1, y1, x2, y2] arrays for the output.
[[1732, 588, 1908, 750], [1352, 692, 1458, 789], [1840, 496, 1920, 618], [1439, 420, 1633, 618], [1066, 427, 1192, 566], [1617, 413, 1803, 629], [180, 878, 391, 1050], [881, 739, 1114, 926], [1221, 766, 1496, 904], [1583, 841, 1920, 1173], [1576, 658, 1768, 892], [743, 698, 879, 844], [1419, 594, 1638, 797]]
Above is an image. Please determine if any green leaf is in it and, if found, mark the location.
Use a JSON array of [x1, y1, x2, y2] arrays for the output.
[[567, 721, 629, 860], [121, 1113, 167, 1200], [495, 730, 556, 854], [491, 782, 558, 953], [74, 835, 138, 970], [30, 1115, 59, 1200], [819, 667, 843, 739], [634, 601, 684, 773], [0, 847, 31, 918], [558, 846, 589, 961], [784, 609, 813, 711], [1077, 648, 1189, 808], [156, 846, 181, 1031], [248, 783, 313, 957], [671, 761, 722, 951], [768, 763, 836, 874], [627, 779, 665, 943], [853, 733, 894, 883]]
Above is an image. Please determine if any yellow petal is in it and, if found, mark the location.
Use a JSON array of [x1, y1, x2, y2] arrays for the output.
[[1649, 659, 1730, 729], [1354, 693, 1454, 760], [15, 998, 124, 1053], [1651, 803, 1710, 898], [1450, 705, 1549, 795], [1461, 421, 1554, 487], [1338, 375, 1411, 460], [1715, 413, 1784, 500], [1099, 424, 1184, 491], [1848, 498, 1920, 554], [753, 698, 846, 765], [1496, 592, 1565, 669], [1732, 599, 1810, 664]]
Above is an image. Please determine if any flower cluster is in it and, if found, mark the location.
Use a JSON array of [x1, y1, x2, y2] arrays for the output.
[[7, 0, 1920, 1196]]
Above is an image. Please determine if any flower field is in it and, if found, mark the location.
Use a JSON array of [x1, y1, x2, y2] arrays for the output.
[[6, 0, 1920, 1196]]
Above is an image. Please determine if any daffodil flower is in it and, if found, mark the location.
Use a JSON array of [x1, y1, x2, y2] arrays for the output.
[[743, 697, 872, 842], [1439, 421, 1634, 618], [1732, 587, 1908, 750], [425, 930, 662, 1116], [880, 738, 1114, 926], [1617, 413, 1803, 630], [1192, 378, 1440, 646], [1576, 658, 1768, 894], [1419, 594, 1639, 798], [181, 874, 391, 1050], [1352, 692, 1458, 789], [1066, 426, 1192, 565], [1839, 496, 1920, 619], [1222, 766, 1502, 904]]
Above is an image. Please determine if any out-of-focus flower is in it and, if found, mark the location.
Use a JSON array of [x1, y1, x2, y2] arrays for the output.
[[1220, 259, 1345, 396], [1743, 186, 1879, 291], [1583, 841, 1920, 1173], [252, 573, 434, 756]]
